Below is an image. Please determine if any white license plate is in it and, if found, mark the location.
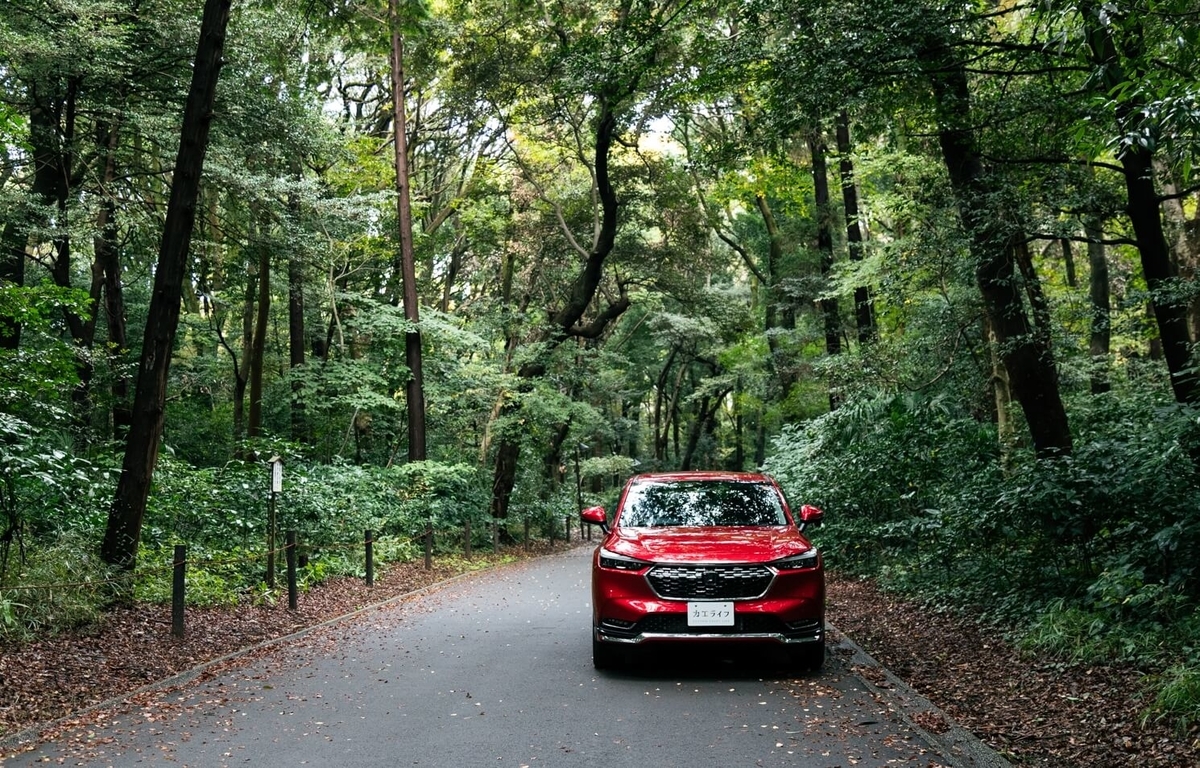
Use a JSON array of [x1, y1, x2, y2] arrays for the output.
[[687, 601, 735, 627]]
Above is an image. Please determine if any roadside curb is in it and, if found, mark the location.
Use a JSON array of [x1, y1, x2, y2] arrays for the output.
[[0, 545, 586, 759], [829, 624, 1013, 768]]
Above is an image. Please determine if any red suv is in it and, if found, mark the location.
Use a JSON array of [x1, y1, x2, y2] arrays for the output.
[[581, 471, 825, 672]]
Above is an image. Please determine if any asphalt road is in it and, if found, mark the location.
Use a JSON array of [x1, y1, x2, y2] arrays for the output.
[[6, 545, 970, 767]]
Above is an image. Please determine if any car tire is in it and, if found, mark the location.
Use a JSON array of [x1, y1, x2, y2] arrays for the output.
[[789, 639, 825, 673], [593, 636, 622, 671]]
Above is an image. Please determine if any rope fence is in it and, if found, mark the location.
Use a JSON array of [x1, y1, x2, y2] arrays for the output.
[[1, 513, 597, 639]]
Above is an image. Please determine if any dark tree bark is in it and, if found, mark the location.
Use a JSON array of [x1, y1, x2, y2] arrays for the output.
[[102, 0, 232, 568], [1014, 241, 1053, 346], [26, 75, 104, 436], [1157, 165, 1200, 341], [680, 385, 730, 471], [1086, 217, 1111, 394], [1, 221, 27, 349], [389, 4, 426, 462], [754, 193, 795, 400], [835, 111, 876, 343], [543, 420, 571, 493], [439, 239, 465, 313], [921, 43, 1073, 458], [288, 238, 306, 442], [247, 243, 270, 438], [1082, 4, 1197, 404], [809, 127, 842, 412], [1060, 239, 1078, 288], [653, 346, 679, 463], [94, 119, 132, 439]]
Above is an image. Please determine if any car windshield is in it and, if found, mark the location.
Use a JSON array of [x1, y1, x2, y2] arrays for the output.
[[617, 480, 788, 527]]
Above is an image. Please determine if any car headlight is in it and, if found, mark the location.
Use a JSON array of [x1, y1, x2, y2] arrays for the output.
[[771, 549, 820, 571], [598, 548, 651, 571]]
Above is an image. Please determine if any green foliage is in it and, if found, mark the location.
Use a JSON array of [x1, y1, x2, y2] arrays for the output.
[[0, 415, 115, 567], [134, 545, 244, 608], [766, 388, 1200, 660], [1148, 663, 1200, 734], [0, 285, 92, 414], [390, 460, 488, 531], [0, 534, 112, 642]]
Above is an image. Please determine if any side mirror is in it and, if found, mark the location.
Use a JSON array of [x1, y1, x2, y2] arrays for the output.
[[581, 505, 609, 533], [797, 504, 824, 531]]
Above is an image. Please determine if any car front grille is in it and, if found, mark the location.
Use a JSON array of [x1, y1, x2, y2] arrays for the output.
[[646, 564, 774, 600]]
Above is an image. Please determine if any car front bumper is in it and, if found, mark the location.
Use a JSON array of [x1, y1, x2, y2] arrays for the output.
[[594, 616, 824, 646]]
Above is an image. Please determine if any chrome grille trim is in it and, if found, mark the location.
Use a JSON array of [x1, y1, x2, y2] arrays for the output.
[[646, 564, 774, 600]]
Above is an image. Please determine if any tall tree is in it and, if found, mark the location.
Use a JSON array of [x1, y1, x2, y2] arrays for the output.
[[835, 110, 876, 344], [1078, 0, 1197, 404], [919, 39, 1072, 456], [389, 0, 427, 462], [102, 0, 233, 568]]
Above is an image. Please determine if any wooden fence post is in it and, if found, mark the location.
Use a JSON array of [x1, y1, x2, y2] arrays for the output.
[[365, 529, 374, 586], [286, 530, 298, 610], [424, 526, 433, 570], [464, 518, 472, 558], [523, 517, 530, 552], [171, 544, 186, 638]]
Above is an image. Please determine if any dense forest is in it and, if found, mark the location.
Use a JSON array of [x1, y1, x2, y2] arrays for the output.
[[2, 0, 1198, 732]]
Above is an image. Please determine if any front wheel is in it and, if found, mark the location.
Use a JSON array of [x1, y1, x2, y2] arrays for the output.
[[789, 638, 825, 673], [593, 636, 623, 671]]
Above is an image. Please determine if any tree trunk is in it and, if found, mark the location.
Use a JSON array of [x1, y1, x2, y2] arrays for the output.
[[754, 193, 795, 400], [808, 127, 841, 411], [94, 119, 132, 439], [985, 316, 1016, 469], [1086, 216, 1111, 394], [29, 76, 101, 438], [247, 244, 270, 438], [653, 347, 678, 463], [287, 259, 306, 437], [543, 420, 571, 494], [681, 388, 728, 471], [1083, 4, 1197, 404], [922, 45, 1072, 458], [835, 111, 876, 343], [389, 3, 427, 462], [102, 0, 232, 568], [1157, 164, 1200, 341], [1122, 146, 1195, 401], [680, 395, 712, 471], [1060, 239, 1078, 288], [233, 258, 255, 446], [0, 221, 26, 349]]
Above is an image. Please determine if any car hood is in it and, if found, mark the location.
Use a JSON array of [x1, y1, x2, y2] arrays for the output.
[[607, 526, 812, 564]]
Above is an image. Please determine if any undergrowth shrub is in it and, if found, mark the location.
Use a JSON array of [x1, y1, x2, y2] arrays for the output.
[[1149, 663, 1200, 734], [766, 389, 1200, 654], [768, 388, 1200, 729], [0, 534, 111, 641]]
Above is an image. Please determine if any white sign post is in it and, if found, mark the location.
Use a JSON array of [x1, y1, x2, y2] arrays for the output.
[[267, 456, 283, 587]]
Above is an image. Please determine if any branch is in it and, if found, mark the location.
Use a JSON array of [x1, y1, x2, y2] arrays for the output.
[[1026, 231, 1139, 247], [500, 130, 591, 259], [1160, 184, 1200, 203], [980, 153, 1125, 174], [569, 292, 631, 339]]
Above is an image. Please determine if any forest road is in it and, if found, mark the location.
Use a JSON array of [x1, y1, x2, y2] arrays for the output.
[[6, 545, 985, 767]]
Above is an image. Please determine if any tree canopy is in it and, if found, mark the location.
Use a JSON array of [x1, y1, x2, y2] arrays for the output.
[[3, 0, 1200, 735]]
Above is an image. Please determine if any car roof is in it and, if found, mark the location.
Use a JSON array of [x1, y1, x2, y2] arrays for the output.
[[626, 471, 774, 484]]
